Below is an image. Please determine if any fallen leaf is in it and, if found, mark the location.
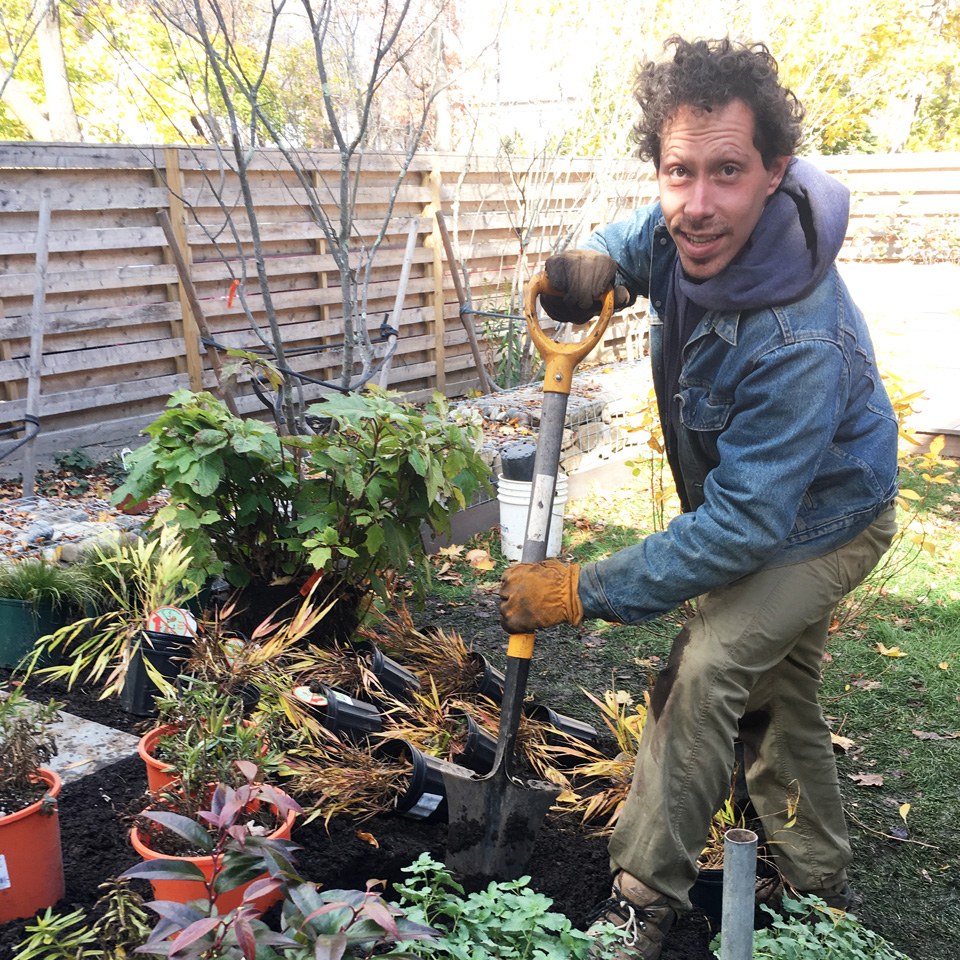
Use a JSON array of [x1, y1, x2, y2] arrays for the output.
[[900, 802, 911, 823], [437, 544, 465, 558], [876, 642, 907, 657], [831, 732, 856, 753], [850, 678, 882, 691], [889, 825, 908, 840], [848, 772, 884, 787], [356, 830, 379, 848], [466, 548, 496, 570], [939, 662, 949, 670]]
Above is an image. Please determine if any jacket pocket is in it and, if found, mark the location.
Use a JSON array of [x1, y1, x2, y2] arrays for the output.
[[678, 385, 734, 432]]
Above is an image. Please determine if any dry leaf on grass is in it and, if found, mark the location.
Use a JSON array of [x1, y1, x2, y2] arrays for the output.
[[876, 642, 907, 657], [848, 772, 884, 787], [912, 730, 960, 741], [831, 732, 856, 753], [850, 678, 882, 691], [466, 548, 496, 571]]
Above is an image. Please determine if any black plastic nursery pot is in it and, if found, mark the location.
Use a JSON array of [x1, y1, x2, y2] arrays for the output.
[[689, 866, 724, 921], [352, 640, 421, 701], [292, 682, 383, 740], [375, 739, 450, 823], [499, 439, 538, 482], [468, 651, 505, 704], [449, 708, 497, 775], [120, 631, 193, 716], [523, 701, 601, 752]]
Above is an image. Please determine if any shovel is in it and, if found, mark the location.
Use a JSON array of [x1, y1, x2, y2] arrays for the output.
[[443, 272, 616, 883]]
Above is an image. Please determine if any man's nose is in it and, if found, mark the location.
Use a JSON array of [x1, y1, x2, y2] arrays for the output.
[[685, 176, 716, 220]]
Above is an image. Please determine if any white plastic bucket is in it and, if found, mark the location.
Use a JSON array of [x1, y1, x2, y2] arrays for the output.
[[497, 473, 569, 562]]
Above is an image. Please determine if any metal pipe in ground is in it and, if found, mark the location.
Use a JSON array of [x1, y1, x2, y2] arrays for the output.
[[720, 827, 758, 960]]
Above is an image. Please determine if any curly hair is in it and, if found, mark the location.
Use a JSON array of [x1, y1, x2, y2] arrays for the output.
[[632, 36, 805, 169]]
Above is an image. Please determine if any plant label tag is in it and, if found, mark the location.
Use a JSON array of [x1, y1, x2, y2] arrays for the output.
[[0, 854, 10, 891], [146, 606, 198, 636], [293, 685, 326, 708], [407, 793, 443, 818]]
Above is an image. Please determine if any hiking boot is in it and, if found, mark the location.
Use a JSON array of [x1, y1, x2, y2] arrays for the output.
[[755, 874, 784, 909], [807, 881, 862, 914], [587, 872, 676, 960]]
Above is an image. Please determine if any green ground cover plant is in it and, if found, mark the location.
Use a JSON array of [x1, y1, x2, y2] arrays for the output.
[[424, 433, 960, 960], [393, 853, 619, 960]]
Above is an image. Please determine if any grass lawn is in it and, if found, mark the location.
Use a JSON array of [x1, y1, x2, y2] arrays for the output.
[[428, 442, 960, 960]]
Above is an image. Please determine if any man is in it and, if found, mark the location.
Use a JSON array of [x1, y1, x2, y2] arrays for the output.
[[499, 36, 899, 960]]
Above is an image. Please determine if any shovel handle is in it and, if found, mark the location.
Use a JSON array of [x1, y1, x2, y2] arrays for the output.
[[524, 273, 616, 395]]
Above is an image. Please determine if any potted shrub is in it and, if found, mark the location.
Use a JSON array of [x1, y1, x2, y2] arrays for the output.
[[27, 528, 203, 711], [0, 688, 65, 923], [138, 676, 287, 796], [0, 557, 98, 671], [358, 604, 504, 701], [286, 734, 442, 828], [122, 776, 437, 958], [112, 388, 492, 641], [124, 760, 301, 913]]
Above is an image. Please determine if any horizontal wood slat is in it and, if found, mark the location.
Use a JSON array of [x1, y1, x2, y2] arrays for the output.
[[1, 141, 957, 463]]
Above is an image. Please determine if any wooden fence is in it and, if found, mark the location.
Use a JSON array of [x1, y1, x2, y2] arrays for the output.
[[0, 142, 958, 464]]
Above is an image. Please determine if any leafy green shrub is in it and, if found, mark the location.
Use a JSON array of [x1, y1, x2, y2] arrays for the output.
[[393, 853, 618, 960], [114, 390, 300, 586], [290, 389, 492, 601], [114, 389, 493, 599], [709, 893, 911, 959]]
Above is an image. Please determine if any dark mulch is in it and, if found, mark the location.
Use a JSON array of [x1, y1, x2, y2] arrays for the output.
[[0, 699, 718, 960]]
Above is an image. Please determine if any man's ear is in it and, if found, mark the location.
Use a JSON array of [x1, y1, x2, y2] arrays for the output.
[[766, 155, 791, 196]]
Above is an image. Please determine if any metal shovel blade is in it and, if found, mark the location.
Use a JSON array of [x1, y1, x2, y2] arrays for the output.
[[443, 762, 561, 883]]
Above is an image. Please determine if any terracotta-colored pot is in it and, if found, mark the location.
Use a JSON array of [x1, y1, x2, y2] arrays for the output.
[[129, 792, 296, 913], [138, 724, 181, 794], [138, 721, 267, 795], [0, 768, 65, 923]]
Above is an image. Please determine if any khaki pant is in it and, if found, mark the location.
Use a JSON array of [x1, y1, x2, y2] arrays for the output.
[[608, 507, 897, 911]]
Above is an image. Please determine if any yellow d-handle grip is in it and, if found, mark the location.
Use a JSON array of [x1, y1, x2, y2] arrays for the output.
[[524, 273, 616, 394], [507, 633, 535, 659]]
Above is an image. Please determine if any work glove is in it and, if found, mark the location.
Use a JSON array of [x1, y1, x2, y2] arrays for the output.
[[541, 250, 630, 325], [499, 558, 583, 634]]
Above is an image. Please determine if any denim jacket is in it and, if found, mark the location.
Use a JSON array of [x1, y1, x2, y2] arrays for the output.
[[577, 202, 899, 625]]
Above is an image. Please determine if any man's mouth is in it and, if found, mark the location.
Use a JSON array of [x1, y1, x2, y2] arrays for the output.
[[680, 231, 722, 246]]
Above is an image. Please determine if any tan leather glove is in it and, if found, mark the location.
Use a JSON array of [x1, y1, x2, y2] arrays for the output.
[[499, 558, 583, 633], [541, 250, 630, 325]]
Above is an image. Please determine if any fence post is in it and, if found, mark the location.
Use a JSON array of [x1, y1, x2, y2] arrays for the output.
[[160, 147, 204, 392], [422, 162, 446, 394]]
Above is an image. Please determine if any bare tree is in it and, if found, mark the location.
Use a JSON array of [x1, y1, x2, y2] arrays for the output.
[[152, 0, 488, 431]]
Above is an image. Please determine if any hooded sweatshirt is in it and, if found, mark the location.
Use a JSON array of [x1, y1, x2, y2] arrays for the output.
[[661, 158, 851, 473]]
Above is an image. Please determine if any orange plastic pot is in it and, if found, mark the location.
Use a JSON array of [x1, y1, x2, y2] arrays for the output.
[[139, 720, 264, 796], [128, 793, 296, 913], [138, 724, 180, 794], [0, 768, 65, 923]]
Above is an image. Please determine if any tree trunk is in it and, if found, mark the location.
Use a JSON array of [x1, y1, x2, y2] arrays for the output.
[[36, 1, 82, 141]]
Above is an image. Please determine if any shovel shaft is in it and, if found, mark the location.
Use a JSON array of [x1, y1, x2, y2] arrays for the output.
[[443, 273, 617, 883]]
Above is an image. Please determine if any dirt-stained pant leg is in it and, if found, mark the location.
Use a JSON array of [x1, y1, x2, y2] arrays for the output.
[[607, 508, 896, 911]]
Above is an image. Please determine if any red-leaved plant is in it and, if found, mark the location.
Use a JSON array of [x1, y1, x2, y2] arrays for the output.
[[121, 761, 437, 959]]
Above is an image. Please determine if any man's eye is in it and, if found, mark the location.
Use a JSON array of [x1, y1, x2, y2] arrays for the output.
[[721, 165, 738, 176]]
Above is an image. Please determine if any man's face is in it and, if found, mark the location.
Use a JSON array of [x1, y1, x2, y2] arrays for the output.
[[657, 99, 790, 280]]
